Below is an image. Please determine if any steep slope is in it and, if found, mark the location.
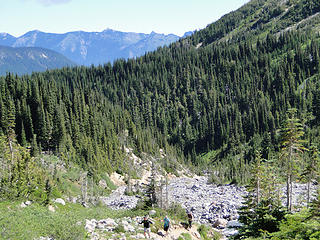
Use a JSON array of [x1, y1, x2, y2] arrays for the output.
[[0, 0, 320, 184], [187, 0, 320, 46], [0, 33, 16, 45], [0, 29, 180, 66], [0, 45, 75, 75]]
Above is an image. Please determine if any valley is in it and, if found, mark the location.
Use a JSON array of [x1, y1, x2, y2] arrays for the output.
[[0, 0, 320, 239]]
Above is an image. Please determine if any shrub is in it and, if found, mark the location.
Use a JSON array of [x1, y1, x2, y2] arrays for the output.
[[181, 232, 192, 240], [270, 209, 320, 240], [168, 203, 186, 222], [114, 224, 125, 233], [198, 224, 222, 240]]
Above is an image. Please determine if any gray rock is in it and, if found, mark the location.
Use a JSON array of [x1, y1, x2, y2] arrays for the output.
[[226, 220, 243, 228], [99, 179, 108, 189], [85, 219, 97, 233], [149, 209, 156, 216], [213, 218, 228, 229], [223, 228, 239, 237], [21, 200, 32, 208], [100, 186, 138, 210], [54, 198, 65, 205], [48, 205, 55, 212], [123, 222, 135, 232], [102, 218, 117, 227]]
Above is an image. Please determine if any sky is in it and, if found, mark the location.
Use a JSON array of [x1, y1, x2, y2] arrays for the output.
[[1, 0, 250, 37]]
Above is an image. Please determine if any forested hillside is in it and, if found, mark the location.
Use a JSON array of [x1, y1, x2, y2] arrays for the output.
[[0, 45, 75, 76], [1, 0, 320, 186]]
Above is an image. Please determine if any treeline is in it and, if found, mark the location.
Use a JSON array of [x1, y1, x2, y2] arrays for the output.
[[1, 1, 320, 184], [1, 29, 320, 179], [234, 108, 320, 239], [189, 0, 320, 46]]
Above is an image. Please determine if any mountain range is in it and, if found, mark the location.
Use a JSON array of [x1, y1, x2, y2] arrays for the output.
[[0, 45, 75, 76], [0, 29, 184, 66], [1, 0, 320, 238]]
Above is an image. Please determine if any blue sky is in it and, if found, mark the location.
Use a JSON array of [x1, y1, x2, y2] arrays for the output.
[[2, 0, 250, 37]]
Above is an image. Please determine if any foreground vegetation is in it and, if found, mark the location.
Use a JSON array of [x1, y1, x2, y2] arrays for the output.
[[0, 201, 142, 240], [0, 200, 219, 240]]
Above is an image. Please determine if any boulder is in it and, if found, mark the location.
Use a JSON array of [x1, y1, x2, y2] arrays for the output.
[[213, 218, 228, 229], [82, 201, 89, 208], [54, 198, 65, 205], [123, 222, 135, 232], [48, 205, 55, 212], [85, 219, 97, 233], [102, 218, 117, 227], [99, 179, 108, 189], [223, 228, 239, 237], [227, 220, 243, 228], [149, 209, 156, 216], [134, 233, 145, 239]]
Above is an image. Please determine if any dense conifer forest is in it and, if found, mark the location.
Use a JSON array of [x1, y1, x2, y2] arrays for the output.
[[0, 0, 319, 198]]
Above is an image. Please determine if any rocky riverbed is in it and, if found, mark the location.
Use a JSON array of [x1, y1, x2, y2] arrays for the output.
[[99, 174, 317, 238], [167, 176, 246, 224], [100, 186, 139, 210]]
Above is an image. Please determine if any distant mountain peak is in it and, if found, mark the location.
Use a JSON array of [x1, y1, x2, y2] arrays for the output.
[[25, 30, 42, 35], [0, 29, 181, 65], [0, 45, 75, 76], [103, 28, 118, 33]]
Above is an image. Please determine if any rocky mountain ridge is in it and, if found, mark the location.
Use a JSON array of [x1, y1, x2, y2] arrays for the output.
[[0, 45, 75, 75], [0, 29, 181, 66]]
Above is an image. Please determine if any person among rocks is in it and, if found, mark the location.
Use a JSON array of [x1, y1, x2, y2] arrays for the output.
[[139, 215, 153, 239], [187, 210, 193, 229], [161, 215, 170, 236]]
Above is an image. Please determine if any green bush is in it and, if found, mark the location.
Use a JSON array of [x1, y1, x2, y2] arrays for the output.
[[45, 214, 86, 240], [168, 203, 186, 222], [212, 230, 223, 240], [114, 224, 125, 233], [0, 201, 144, 239], [100, 173, 117, 190], [198, 224, 222, 240], [270, 209, 320, 240], [198, 224, 210, 240], [181, 232, 192, 240], [50, 186, 62, 198]]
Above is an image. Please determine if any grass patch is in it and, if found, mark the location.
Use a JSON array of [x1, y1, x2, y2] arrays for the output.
[[0, 201, 144, 240], [181, 232, 192, 240], [114, 224, 125, 233], [198, 224, 222, 240], [167, 203, 187, 222]]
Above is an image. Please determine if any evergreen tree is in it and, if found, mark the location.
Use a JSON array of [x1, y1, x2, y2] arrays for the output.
[[302, 144, 320, 205], [31, 134, 39, 157], [237, 150, 285, 239], [279, 108, 306, 211]]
